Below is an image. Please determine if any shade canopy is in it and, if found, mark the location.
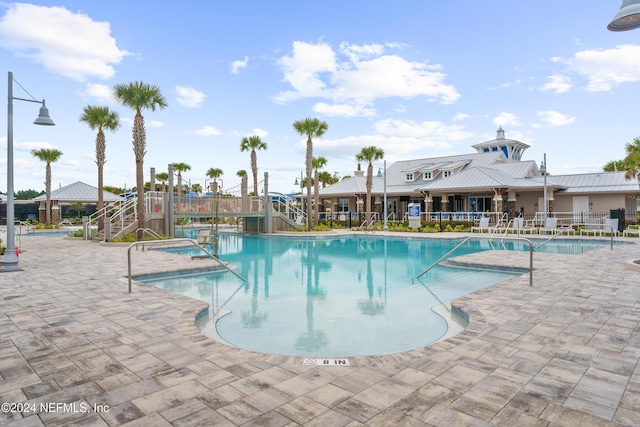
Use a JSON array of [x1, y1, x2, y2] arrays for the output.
[[608, 0, 640, 31]]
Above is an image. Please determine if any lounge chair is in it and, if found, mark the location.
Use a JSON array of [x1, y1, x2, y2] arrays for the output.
[[539, 217, 558, 234], [505, 217, 526, 234], [623, 226, 640, 237], [580, 218, 601, 236], [600, 218, 618, 236], [472, 216, 491, 233]]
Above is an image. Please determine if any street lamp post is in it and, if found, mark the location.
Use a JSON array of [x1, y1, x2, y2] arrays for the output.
[[540, 153, 548, 219], [383, 160, 388, 231], [1, 71, 55, 272]]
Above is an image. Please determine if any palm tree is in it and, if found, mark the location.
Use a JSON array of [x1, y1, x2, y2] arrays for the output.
[[603, 160, 627, 172], [112, 81, 167, 238], [173, 162, 191, 207], [240, 135, 267, 202], [318, 171, 338, 188], [312, 156, 327, 224], [206, 168, 224, 196], [623, 137, 640, 182], [31, 148, 63, 226], [293, 118, 328, 230], [355, 146, 384, 223], [155, 172, 168, 192], [79, 105, 120, 231]]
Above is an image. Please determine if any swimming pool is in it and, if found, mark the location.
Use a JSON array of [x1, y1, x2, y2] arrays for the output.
[[142, 233, 538, 357]]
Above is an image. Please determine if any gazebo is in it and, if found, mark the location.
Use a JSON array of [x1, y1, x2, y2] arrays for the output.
[[31, 181, 122, 224]]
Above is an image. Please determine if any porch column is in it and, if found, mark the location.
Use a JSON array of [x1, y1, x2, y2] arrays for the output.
[[507, 189, 517, 218], [38, 201, 46, 223], [51, 201, 60, 224], [424, 192, 432, 214], [440, 194, 449, 212], [493, 188, 504, 213]]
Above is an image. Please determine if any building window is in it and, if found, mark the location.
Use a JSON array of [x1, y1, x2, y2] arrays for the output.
[[443, 170, 451, 178], [405, 173, 414, 181], [338, 199, 349, 212], [423, 171, 432, 180]]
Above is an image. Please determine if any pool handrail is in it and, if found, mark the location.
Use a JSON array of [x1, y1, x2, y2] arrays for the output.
[[534, 222, 614, 250], [415, 235, 534, 287], [127, 238, 247, 293]]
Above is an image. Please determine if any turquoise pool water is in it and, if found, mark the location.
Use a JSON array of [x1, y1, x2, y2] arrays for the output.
[[144, 234, 525, 357], [145, 231, 617, 357]]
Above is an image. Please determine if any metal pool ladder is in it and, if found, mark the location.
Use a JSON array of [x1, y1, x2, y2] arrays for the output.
[[415, 236, 535, 287]]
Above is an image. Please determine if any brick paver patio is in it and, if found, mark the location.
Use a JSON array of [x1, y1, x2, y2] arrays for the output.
[[1, 231, 639, 426]]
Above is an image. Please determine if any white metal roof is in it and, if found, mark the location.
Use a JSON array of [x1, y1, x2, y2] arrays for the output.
[[31, 181, 123, 203], [538, 172, 639, 194]]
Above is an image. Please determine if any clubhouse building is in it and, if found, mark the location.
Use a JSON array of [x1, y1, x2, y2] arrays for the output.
[[319, 128, 640, 223]]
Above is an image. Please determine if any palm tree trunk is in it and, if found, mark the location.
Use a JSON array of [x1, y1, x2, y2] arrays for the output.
[[133, 112, 146, 239], [314, 170, 320, 224], [305, 138, 313, 231], [96, 131, 106, 231], [45, 163, 52, 226], [251, 150, 257, 195]]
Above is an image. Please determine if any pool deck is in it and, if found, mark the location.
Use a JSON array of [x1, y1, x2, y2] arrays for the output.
[[1, 232, 640, 426]]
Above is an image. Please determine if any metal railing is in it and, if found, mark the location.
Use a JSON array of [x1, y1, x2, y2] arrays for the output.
[[415, 235, 534, 287], [534, 222, 615, 250], [127, 238, 247, 293]]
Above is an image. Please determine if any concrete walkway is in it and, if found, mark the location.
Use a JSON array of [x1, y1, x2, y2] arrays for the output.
[[1, 232, 640, 426]]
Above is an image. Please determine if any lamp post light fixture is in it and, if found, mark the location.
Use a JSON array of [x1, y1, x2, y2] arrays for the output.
[[608, 0, 640, 31], [1, 71, 55, 272]]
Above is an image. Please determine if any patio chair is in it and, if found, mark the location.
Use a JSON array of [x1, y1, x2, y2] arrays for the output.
[[539, 217, 558, 234], [472, 216, 491, 233], [600, 218, 619, 236], [505, 217, 524, 234], [623, 226, 640, 237], [580, 218, 601, 236]]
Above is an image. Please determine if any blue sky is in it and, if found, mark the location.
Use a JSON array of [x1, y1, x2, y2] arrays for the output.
[[1, 1, 639, 195]]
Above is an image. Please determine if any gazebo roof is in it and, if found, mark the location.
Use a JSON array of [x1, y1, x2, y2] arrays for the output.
[[32, 181, 122, 203]]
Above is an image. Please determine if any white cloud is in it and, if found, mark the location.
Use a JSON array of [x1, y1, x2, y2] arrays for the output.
[[538, 75, 572, 94], [568, 44, 640, 91], [175, 86, 206, 108], [493, 112, 521, 127], [16, 140, 59, 152], [373, 118, 472, 141], [230, 56, 249, 74], [537, 110, 576, 126], [276, 41, 337, 102], [251, 128, 268, 138], [0, 4, 129, 81], [275, 41, 460, 116], [339, 42, 385, 63], [453, 113, 469, 121], [77, 83, 112, 102], [312, 102, 376, 117], [195, 125, 221, 136]]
